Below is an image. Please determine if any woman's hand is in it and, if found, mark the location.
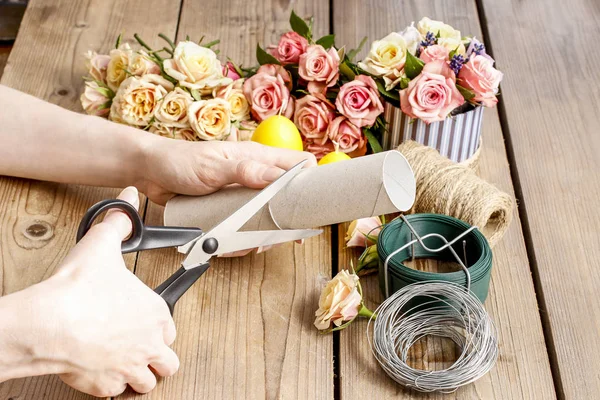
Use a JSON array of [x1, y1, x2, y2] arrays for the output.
[[138, 139, 317, 205], [0, 187, 178, 397]]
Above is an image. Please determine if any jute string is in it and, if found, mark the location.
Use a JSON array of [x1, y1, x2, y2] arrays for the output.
[[397, 141, 514, 247]]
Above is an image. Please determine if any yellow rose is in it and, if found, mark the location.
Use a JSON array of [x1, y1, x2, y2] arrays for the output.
[[155, 87, 193, 128], [164, 41, 231, 91], [188, 98, 232, 141], [417, 17, 465, 55], [215, 79, 249, 122], [109, 75, 172, 126], [358, 32, 408, 90], [106, 44, 133, 91]]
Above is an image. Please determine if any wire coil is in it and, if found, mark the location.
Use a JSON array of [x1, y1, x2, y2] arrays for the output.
[[367, 281, 498, 392]]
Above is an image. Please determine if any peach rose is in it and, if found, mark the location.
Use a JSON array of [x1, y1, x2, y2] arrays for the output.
[[106, 44, 133, 91], [155, 87, 193, 128], [399, 60, 464, 124], [222, 61, 241, 80], [129, 50, 161, 77], [419, 45, 450, 63], [243, 70, 294, 122], [150, 123, 197, 141], [314, 270, 363, 330], [458, 55, 503, 107], [109, 75, 173, 126], [215, 79, 250, 122], [80, 81, 111, 117], [305, 140, 335, 160], [270, 31, 308, 64], [85, 51, 111, 83], [188, 98, 232, 141], [327, 116, 365, 155], [163, 41, 231, 91], [298, 44, 340, 94], [335, 75, 383, 128], [294, 94, 335, 144], [345, 216, 382, 248]]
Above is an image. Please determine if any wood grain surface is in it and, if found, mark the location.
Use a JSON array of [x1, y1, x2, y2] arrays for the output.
[[334, 0, 556, 398], [480, 0, 600, 397]]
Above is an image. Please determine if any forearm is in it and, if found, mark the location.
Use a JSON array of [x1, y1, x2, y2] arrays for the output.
[[0, 281, 67, 382], [0, 84, 160, 188]]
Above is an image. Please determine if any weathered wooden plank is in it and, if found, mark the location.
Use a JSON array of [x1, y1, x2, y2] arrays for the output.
[[124, 1, 334, 399], [0, 0, 180, 398], [334, 1, 556, 398], [480, 0, 600, 397]]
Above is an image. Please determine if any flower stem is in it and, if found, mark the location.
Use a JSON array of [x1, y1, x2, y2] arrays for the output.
[[358, 305, 376, 320]]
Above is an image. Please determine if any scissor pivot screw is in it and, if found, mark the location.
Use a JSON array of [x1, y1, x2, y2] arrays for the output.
[[202, 237, 219, 254]]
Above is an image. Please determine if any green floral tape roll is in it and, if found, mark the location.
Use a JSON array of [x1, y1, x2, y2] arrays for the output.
[[377, 213, 493, 303]]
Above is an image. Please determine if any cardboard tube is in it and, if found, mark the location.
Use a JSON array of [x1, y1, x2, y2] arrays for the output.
[[164, 150, 416, 230]]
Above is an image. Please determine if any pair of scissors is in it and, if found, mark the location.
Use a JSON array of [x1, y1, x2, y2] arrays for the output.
[[76, 160, 322, 315]]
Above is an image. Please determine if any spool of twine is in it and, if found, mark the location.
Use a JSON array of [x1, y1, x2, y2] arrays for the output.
[[397, 141, 514, 247]]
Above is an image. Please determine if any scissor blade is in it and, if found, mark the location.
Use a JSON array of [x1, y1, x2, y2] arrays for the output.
[[213, 229, 322, 256]]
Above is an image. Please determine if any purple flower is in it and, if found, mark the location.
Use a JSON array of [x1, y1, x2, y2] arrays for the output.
[[449, 54, 465, 75], [466, 37, 495, 62], [420, 31, 437, 48]]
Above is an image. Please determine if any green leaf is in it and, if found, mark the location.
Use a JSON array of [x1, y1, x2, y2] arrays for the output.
[[375, 80, 400, 103], [346, 36, 368, 61], [203, 39, 220, 49], [190, 89, 201, 101], [364, 129, 383, 153], [339, 62, 356, 80], [256, 44, 281, 65], [399, 77, 410, 90], [115, 33, 122, 49], [404, 50, 425, 79], [289, 10, 310, 38], [316, 34, 335, 49], [456, 84, 476, 101]]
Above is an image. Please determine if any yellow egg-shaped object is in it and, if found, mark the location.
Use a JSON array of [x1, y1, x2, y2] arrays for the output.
[[251, 115, 303, 151], [318, 150, 352, 165]]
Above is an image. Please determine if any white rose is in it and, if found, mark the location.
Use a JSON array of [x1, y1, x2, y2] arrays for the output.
[[129, 50, 161, 77], [109, 75, 171, 126], [400, 23, 422, 55], [106, 44, 133, 91], [188, 98, 232, 141], [416, 17, 465, 55], [358, 32, 408, 90], [155, 87, 193, 128], [164, 41, 231, 91], [214, 79, 249, 122]]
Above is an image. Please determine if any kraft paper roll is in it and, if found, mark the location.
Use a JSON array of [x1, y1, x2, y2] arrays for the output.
[[164, 151, 416, 230]]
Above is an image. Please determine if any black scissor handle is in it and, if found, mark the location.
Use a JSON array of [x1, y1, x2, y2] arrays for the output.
[[76, 199, 209, 315]]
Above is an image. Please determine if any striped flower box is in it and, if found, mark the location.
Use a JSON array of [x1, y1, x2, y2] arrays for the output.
[[381, 103, 484, 163]]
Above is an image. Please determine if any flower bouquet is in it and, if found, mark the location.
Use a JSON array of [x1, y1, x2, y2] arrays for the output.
[[357, 18, 504, 162], [245, 11, 386, 159], [80, 34, 255, 142]]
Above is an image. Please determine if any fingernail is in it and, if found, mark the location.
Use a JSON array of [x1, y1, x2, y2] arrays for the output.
[[122, 186, 139, 208], [262, 167, 283, 182]]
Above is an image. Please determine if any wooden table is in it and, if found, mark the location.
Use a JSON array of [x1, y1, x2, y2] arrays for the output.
[[0, 0, 598, 398]]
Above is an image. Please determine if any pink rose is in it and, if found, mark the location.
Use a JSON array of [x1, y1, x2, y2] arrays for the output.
[[458, 55, 503, 107], [345, 216, 382, 248], [80, 81, 111, 117], [419, 45, 450, 63], [222, 61, 241, 80], [298, 45, 340, 94], [306, 140, 335, 160], [399, 60, 465, 124], [270, 31, 308, 64], [336, 75, 384, 128], [243, 71, 295, 122], [294, 94, 335, 144], [256, 64, 292, 90], [327, 116, 366, 155], [85, 51, 111, 83]]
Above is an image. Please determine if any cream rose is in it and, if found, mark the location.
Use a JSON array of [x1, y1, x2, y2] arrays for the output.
[[129, 50, 161, 77], [164, 41, 231, 91], [358, 32, 410, 90], [417, 17, 465, 55], [106, 44, 133, 91], [215, 79, 250, 122], [155, 87, 194, 128], [109, 75, 170, 126], [314, 270, 368, 330], [85, 51, 111, 83], [188, 98, 232, 141]]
